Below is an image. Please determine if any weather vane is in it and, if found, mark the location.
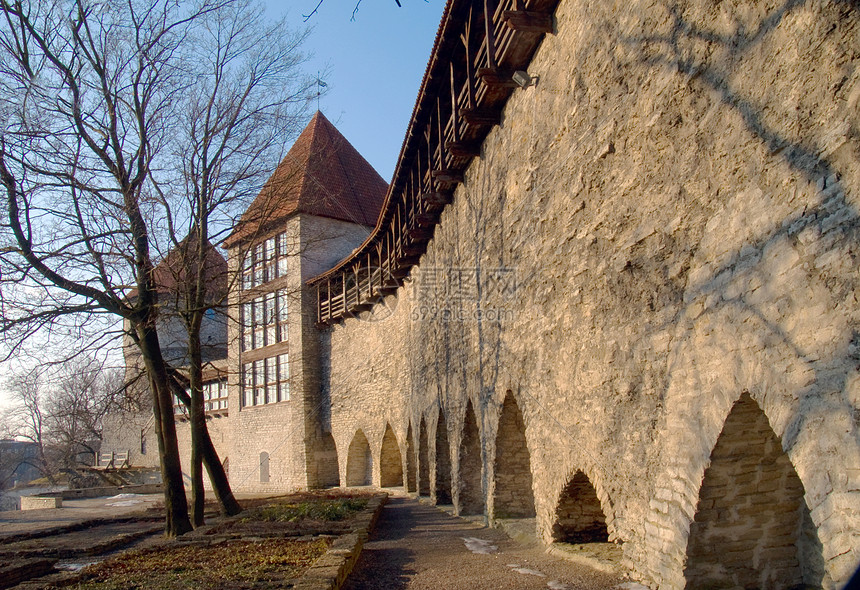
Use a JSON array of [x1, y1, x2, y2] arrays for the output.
[[315, 73, 327, 111]]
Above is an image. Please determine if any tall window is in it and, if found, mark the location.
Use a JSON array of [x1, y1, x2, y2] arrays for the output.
[[242, 354, 290, 407], [242, 232, 288, 290], [241, 289, 288, 352], [173, 378, 228, 415]]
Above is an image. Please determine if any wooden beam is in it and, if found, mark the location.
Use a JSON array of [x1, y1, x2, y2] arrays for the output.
[[415, 212, 440, 226], [459, 108, 501, 126], [403, 242, 427, 256], [420, 191, 453, 206], [446, 141, 481, 158], [431, 169, 464, 184], [477, 67, 518, 88], [502, 10, 553, 33], [408, 227, 434, 241]]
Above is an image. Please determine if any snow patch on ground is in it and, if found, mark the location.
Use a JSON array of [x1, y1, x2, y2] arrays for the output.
[[506, 563, 546, 577], [462, 537, 498, 554], [105, 493, 144, 507], [547, 581, 570, 590]]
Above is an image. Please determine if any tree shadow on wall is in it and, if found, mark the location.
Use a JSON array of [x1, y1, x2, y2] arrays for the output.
[[609, 1, 857, 585], [615, 0, 860, 447]]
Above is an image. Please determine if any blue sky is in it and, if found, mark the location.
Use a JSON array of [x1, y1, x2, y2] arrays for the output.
[[0, 2, 445, 411], [271, 0, 447, 181]]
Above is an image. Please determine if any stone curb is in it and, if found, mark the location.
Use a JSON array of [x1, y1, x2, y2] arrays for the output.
[[0, 558, 57, 590], [0, 516, 160, 546], [290, 493, 388, 590]]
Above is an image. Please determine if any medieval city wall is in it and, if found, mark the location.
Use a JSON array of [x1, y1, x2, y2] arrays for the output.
[[324, 1, 860, 589]]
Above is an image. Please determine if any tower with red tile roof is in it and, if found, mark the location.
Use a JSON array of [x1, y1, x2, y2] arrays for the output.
[[222, 112, 387, 491]]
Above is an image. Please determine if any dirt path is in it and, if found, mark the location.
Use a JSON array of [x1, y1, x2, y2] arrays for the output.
[[343, 497, 630, 590]]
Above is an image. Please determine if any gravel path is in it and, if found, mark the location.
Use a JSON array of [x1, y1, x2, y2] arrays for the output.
[[343, 497, 628, 590]]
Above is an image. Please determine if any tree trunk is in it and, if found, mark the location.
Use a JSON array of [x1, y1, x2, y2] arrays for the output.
[[168, 370, 241, 516], [187, 327, 206, 527], [201, 424, 242, 515], [138, 325, 192, 537]]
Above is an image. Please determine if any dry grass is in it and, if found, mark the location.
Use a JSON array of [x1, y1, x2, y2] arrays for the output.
[[54, 538, 329, 590]]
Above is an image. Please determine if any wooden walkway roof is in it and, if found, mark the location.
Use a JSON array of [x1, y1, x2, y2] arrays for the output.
[[308, 0, 559, 325]]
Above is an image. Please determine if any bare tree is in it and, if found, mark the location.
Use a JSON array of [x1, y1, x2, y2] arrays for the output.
[[45, 357, 125, 470], [0, 0, 315, 533], [0, 0, 221, 536], [3, 357, 127, 482], [3, 369, 54, 482], [157, 0, 312, 525]]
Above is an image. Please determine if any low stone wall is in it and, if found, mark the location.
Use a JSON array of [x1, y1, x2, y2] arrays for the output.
[[292, 494, 388, 590], [30, 483, 163, 502], [19, 496, 62, 511]]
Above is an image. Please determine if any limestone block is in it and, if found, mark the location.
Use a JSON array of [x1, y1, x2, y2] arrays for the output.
[[20, 496, 62, 510]]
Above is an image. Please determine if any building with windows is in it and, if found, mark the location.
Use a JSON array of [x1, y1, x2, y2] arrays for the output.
[[104, 111, 386, 490]]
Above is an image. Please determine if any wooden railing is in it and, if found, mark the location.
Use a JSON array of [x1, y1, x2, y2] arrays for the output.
[[310, 0, 558, 325]]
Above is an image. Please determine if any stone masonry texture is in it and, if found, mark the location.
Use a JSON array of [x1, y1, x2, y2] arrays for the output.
[[320, 1, 860, 588]]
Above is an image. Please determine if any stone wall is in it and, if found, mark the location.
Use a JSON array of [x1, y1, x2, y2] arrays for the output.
[[321, 0, 860, 588]]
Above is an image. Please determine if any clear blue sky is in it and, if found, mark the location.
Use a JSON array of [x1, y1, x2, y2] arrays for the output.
[[271, 0, 447, 181]]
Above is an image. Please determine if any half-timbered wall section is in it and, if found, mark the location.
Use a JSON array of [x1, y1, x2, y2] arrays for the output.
[[309, 0, 558, 322]]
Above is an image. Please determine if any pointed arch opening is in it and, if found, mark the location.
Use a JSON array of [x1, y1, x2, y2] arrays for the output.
[[552, 471, 609, 543], [418, 416, 430, 495], [405, 422, 417, 493], [317, 432, 340, 487], [259, 452, 270, 484], [684, 393, 824, 589], [493, 392, 535, 519], [457, 400, 484, 515], [380, 423, 404, 488], [346, 430, 372, 486], [433, 408, 452, 504]]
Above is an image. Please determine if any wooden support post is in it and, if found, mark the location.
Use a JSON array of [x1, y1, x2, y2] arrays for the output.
[[483, 0, 498, 70], [449, 62, 461, 145]]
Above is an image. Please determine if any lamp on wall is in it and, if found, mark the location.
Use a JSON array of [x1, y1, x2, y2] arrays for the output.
[[512, 70, 538, 88]]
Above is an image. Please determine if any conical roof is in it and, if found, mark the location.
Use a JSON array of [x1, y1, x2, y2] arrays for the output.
[[224, 111, 388, 248]]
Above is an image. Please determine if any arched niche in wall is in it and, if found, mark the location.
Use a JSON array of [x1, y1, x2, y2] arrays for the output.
[[492, 391, 535, 519], [552, 471, 609, 543], [418, 416, 431, 496], [380, 423, 404, 488], [317, 432, 340, 488], [405, 422, 417, 493], [346, 429, 372, 486], [457, 400, 484, 516], [683, 392, 824, 590], [434, 408, 452, 504]]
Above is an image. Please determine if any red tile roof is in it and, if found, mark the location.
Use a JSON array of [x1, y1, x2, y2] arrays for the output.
[[223, 111, 388, 248], [128, 235, 228, 303], [153, 236, 228, 302]]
